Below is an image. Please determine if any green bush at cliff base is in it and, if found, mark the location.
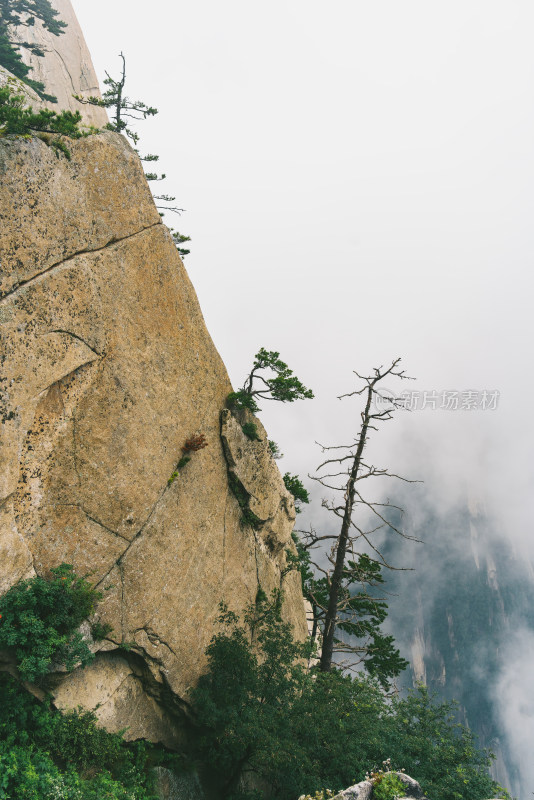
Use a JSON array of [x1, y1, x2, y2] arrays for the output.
[[190, 596, 510, 800], [0, 672, 158, 799], [0, 563, 99, 682]]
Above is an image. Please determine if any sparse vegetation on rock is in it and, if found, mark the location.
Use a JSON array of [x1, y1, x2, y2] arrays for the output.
[[0, 85, 85, 157], [0, 0, 66, 100]]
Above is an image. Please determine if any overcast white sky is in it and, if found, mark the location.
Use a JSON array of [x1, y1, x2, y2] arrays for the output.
[[72, 0, 534, 532]]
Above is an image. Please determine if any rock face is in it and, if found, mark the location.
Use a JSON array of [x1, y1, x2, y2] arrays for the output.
[[330, 773, 429, 800], [8, 0, 108, 126], [0, 130, 307, 742]]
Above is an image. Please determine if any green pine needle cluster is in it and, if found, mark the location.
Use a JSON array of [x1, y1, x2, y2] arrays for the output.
[[282, 473, 309, 513], [0, 86, 85, 157], [0, 0, 66, 100]]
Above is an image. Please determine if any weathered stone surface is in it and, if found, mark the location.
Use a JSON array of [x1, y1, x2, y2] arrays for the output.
[[53, 652, 180, 748], [0, 66, 41, 103], [328, 780, 372, 800], [395, 773, 429, 799], [9, 0, 108, 126], [221, 408, 296, 553], [153, 768, 205, 800], [0, 131, 307, 739], [0, 131, 160, 298]]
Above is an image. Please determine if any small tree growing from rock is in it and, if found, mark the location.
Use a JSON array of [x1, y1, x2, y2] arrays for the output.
[[75, 52, 191, 255], [228, 347, 314, 413]]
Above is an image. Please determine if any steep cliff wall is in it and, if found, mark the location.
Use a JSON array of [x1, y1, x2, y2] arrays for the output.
[[0, 130, 307, 744], [8, 0, 108, 126]]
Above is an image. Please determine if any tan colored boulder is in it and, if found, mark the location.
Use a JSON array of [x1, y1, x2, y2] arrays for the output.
[[0, 131, 307, 743]]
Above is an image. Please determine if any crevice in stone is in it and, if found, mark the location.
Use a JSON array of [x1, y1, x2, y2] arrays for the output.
[[95, 479, 170, 591], [222, 492, 228, 582], [134, 627, 178, 659], [152, 634, 177, 658], [46, 328, 103, 358], [51, 47, 77, 96], [253, 536, 261, 591], [31, 359, 99, 402], [0, 220, 162, 304], [94, 648, 193, 724], [119, 562, 125, 642], [0, 491, 15, 511], [56, 504, 130, 542], [72, 407, 81, 488]]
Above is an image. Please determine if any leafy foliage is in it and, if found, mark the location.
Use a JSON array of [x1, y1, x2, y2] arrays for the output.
[[0, 564, 100, 682], [242, 421, 261, 441], [371, 770, 406, 800], [228, 348, 314, 413], [0, 0, 66, 100], [268, 439, 283, 459], [385, 686, 510, 800], [287, 539, 408, 688], [190, 601, 507, 800], [0, 86, 84, 158], [0, 672, 158, 799], [227, 389, 261, 414], [282, 473, 309, 513], [191, 594, 312, 798], [170, 229, 191, 258], [167, 435, 207, 485]]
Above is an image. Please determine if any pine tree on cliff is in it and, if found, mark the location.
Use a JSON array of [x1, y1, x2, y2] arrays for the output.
[[0, 0, 66, 101], [75, 51, 191, 258]]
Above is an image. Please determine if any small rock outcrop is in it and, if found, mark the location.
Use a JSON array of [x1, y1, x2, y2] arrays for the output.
[[329, 773, 429, 800], [0, 129, 307, 742], [329, 773, 504, 800], [221, 408, 296, 554]]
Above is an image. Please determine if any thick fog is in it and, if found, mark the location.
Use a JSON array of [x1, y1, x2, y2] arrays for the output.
[[72, 1, 534, 795]]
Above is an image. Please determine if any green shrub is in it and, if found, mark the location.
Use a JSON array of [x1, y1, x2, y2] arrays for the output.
[[372, 773, 406, 800], [0, 564, 100, 682], [0, 672, 158, 799], [90, 621, 113, 641], [227, 389, 260, 414], [190, 602, 510, 800], [242, 422, 261, 441], [0, 86, 85, 158], [268, 440, 283, 459], [282, 473, 309, 513]]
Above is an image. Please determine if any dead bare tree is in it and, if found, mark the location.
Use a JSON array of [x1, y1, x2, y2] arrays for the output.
[[295, 358, 420, 681]]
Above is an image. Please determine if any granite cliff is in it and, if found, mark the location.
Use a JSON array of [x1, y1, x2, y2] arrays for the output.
[[0, 0, 307, 750]]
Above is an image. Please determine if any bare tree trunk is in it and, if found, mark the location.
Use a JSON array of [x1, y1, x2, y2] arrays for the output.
[[319, 385, 373, 672]]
